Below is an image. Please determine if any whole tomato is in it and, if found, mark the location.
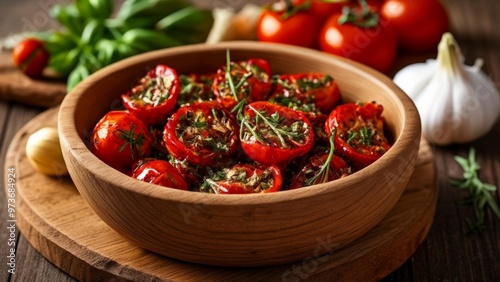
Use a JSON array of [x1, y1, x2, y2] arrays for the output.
[[121, 64, 180, 125], [131, 159, 189, 190], [293, 0, 349, 22], [12, 38, 49, 77], [381, 0, 449, 52], [90, 110, 153, 173], [257, 1, 323, 48], [318, 3, 397, 73], [201, 163, 283, 194], [325, 102, 391, 170], [240, 101, 315, 167]]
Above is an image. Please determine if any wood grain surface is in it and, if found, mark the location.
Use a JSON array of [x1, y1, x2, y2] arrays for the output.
[[1, 0, 500, 281], [0, 51, 66, 108], [7, 107, 435, 281]]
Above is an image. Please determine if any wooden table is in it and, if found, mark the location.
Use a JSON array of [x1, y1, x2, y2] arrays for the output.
[[1, 0, 499, 281]]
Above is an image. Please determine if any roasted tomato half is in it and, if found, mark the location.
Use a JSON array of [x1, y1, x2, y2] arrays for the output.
[[164, 101, 240, 165], [131, 159, 189, 190], [240, 101, 314, 166], [91, 110, 152, 173], [201, 163, 283, 194], [270, 73, 341, 114], [121, 64, 180, 125], [289, 152, 350, 189], [212, 58, 272, 110], [176, 73, 215, 107], [325, 102, 391, 170]]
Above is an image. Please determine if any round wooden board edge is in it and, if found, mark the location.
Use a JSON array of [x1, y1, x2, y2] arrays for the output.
[[4, 107, 437, 281]]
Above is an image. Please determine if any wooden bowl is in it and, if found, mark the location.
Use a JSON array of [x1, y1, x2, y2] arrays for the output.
[[58, 41, 421, 267]]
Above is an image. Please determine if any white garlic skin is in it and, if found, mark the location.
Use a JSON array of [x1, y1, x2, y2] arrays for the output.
[[26, 127, 69, 176], [394, 33, 500, 146]]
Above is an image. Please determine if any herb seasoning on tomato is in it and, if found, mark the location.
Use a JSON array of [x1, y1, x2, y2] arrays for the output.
[[240, 101, 314, 166], [121, 64, 180, 125], [91, 110, 152, 173], [164, 101, 239, 165], [201, 163, 282, 194], [212, 57, 272, 110], [90, 54, 394, 193], [290, 132, 351, 189], [325, 102, 391, 170], [176, 73, 215, 107], [270, 73, 341, 114]]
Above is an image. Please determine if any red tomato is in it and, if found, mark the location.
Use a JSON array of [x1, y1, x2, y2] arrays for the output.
[[202, 163, 283, 194], [356, 0, 382, 10], [325, 102, 391, 170], [257, 1, 323, 48], [381, 0, 449, 52], [91, 110, 153, 173], [318, 8, 397, 73], [270, 73, 341, 114], [12, 38, 49, 77], [293, 0, 349, 22], [131, 159, 188, 190], [121, 65, 180, 125], [169, 158, 207, 189], [247, 58, 272, 77], [240, 101, 314, 167], [164, 101, 240, 165], [212, 58, 272, 110], [289, 152, 350, 189]]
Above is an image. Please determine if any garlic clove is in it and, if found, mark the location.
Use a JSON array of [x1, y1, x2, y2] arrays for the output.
[[26, 127, 69, 176]]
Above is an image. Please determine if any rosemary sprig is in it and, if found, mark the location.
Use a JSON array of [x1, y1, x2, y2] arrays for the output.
[[225, 49, 301, 148], [305, 128, 336, 186], [449, 147, 500, 233]]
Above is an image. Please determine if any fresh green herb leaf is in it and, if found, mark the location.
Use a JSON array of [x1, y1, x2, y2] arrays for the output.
[[305, 128, 336, 186], [450, 147, 500, 233]]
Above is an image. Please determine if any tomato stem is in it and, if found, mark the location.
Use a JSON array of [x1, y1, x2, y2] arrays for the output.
[[269, 0, 312, 20], [338, 0, 379, 28], [116, 123, 145, 161]]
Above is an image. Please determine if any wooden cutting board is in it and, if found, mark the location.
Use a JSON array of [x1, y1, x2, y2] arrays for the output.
[[0, 51, 66, 107], [5, 107, 437, 282]]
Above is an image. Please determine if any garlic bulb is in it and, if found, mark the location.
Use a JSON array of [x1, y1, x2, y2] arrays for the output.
[[393, 32, 500, 145], [206, 4, 262, 43], [26, 127, 68, 176]]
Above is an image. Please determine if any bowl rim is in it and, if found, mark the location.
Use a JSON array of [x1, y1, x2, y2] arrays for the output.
[[58, 41, 421, 206]]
